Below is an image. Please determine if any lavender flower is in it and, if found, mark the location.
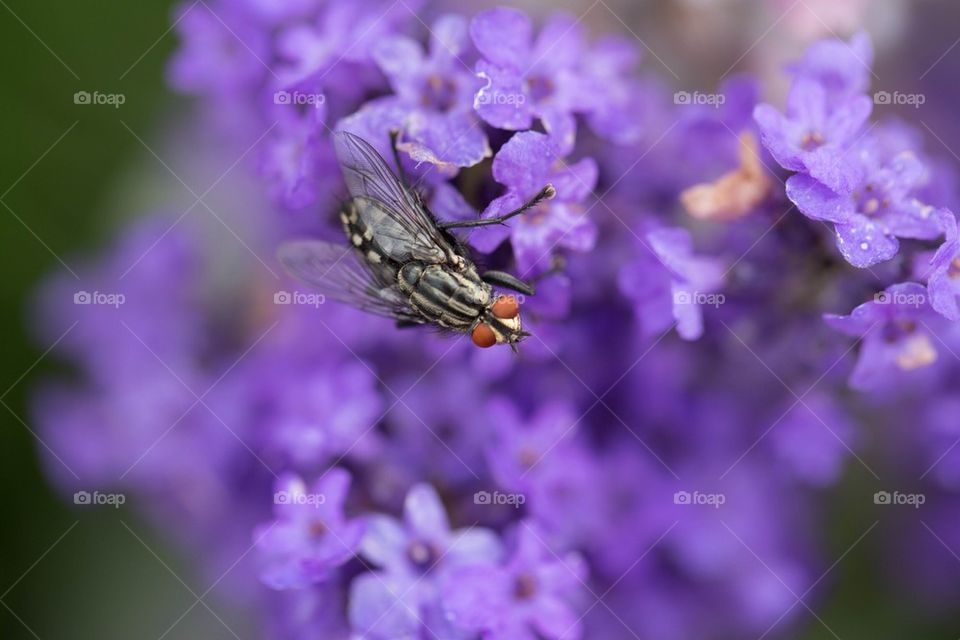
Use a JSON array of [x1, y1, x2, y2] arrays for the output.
[[470, 130, 598, 274], [168, 2, 269, 98], [926, 208, 960, 320], [263, 359, 384, 467], [825, 282, 942, 389], [349, 483, 502, 638], [754, 77, 873, 194], [756, 32, 951, 268], [26, 10, 960, 640], [255, 469, 365, 590], [469, 9, 585, 136], [484, 396, 579, 492], [618, 227, 725, 340], [786, 142, 943, 267], [369, 14, 489, 169], [443, 523, 588, 640]]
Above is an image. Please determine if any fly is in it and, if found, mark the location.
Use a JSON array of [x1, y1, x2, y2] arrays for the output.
[[278, 130, 556, 349]]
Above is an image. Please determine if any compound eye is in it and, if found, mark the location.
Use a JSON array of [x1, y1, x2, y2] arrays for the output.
[[471, 323, 497, 348], [491, 295, 520, 320]]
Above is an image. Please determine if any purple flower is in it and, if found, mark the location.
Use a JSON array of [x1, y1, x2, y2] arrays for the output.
[[349, 483, 502, 638], [32, 9, 960, 640], [925, 208, 960, 320], [169, 2, 269, 98], [786, 145, 942, 268], [274, 0, 416, 87], [619, 227, 725, 340], [259, 104, 338, 211], [787, 31, 874, 98], [261, 355, 384, 467], [579, 36, 644, 144], [824, 282, 942, 389], [254, 469, 365, 590], [471, 131, 597, 274], [484, 396, 578, 492], [753, 77, 872, 193], [444, 523, 588, 640], [469, 9, 589, 139], [369, 14, 489, 169]]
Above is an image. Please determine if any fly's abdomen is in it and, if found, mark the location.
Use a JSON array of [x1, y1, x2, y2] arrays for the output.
[[398, 263, 489, 330]]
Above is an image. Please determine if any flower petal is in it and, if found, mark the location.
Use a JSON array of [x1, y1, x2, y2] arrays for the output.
[[373, 36, 424, 92], [492, 131, 554, 195], [430, 14, 469, 62], [474, 60, 534, 130], [348, 573, 420, 639], [551, 157, 598, 202], [753, 104, 806, 172], [404, 483, 451, 539], [471, 192, 521, 253], [470, 7, 531, 68], [359, 515, 408, 569], [532, 12, 585, 71], [402, 109, 491, 168], [834, 216, 899, 267], [785, 173, 853, 223]]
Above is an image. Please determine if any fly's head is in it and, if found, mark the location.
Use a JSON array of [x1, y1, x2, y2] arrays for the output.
[[471, 295, 528, 349]]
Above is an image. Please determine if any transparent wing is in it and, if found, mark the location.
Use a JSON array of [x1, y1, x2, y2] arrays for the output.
[[277, 240, 421, 322], [334, 131, 452, 262]]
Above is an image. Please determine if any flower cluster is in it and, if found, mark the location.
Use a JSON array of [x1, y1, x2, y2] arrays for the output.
[[752, 31, 960, 390], [29, 4, 960, 640]]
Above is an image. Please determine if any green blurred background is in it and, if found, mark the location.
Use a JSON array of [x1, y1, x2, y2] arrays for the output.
[[0, 1, 239, 637], [2, 1, 959, 638]]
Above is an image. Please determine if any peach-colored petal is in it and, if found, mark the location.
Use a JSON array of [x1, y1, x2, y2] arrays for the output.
[[681, 132, 772, 222]]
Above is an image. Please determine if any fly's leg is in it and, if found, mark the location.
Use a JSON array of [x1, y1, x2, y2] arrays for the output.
[[481, 256, 566, 296], [481, 270, 535, 296], [389, 129, 410, 188], [440, 184, 556, 230]]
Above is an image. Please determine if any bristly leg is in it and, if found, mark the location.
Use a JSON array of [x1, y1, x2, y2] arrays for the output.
[[440, 184, 556, 230], [389, 129, 410, 188], [482, 270, 535, 296]]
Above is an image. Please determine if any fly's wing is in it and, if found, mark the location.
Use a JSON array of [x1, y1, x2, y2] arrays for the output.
[[277, 240, 422, 322], [333, 131, 452, 263]]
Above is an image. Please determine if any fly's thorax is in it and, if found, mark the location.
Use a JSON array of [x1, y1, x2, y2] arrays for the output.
[[399, 262, 491, 329]]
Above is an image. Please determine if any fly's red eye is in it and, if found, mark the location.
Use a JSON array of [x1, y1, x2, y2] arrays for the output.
[[491, 295, 520, 319], [472, 323, 497, 348]]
